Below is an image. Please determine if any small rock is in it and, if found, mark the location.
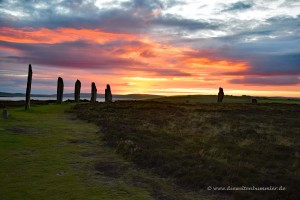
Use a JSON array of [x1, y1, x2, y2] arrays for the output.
[[56, 171, 65, 176]]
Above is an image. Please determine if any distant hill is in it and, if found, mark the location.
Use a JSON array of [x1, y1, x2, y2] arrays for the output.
[[0, 92, 163, 100], [59, 93, 163, 99], [0, 92, 50, 97], [151, 94, 300, 104]]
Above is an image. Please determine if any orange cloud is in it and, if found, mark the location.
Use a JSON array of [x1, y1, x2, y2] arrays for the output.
[[0, 27, 138, 44], [1, 27, 299, 97]]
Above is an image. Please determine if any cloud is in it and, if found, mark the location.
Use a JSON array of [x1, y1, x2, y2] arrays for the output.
[[122, 0, 164, 12], [230, 76, 300, 86], [151, 14, 219, 31], [0, 0, 218, 34], [138, 68, 191, 76], [0, 0, 300, 96], [222, 1, 253, 12], [193, 15, 300, 77], [0, 40, 144, 69], [139, 50, 156, 58], [0, 37, 193, 77], [248, 53, 300, 76], [217, 39, 300, 76]]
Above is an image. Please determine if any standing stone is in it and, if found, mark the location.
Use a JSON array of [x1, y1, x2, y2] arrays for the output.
[[25, 64, 32, 110], [57, 77, 64, 104], [74, 80, 81, 103], [217, 87, 224, 103], [2, 109, 8, 119], [105, 84, 112, 102], [90, 82, 97, 103], [252, 99, 258, 103]]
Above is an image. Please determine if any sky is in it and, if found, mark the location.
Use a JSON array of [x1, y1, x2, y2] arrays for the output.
[[0, 0, 299, 97]]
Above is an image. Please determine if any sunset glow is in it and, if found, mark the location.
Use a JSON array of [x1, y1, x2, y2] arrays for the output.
[[0, 0, 299, 97]]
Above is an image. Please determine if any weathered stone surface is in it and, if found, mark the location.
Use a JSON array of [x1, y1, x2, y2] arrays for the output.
[[105, 84, 112, 102], [2, 109, 8, 119], [217, 87, 224, 103], [74, 80, 81, 103], [252, 98, 258, 103], [25, 64, 32, 110], [57, 77, 64, 104], [91, 82, 97, 103]]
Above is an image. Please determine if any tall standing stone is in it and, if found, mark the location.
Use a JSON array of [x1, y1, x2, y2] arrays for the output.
[[57, 77, 64, 104], [74, 80, 81, 103], [91, 82, 97, 103], [217, 87, 224, 103], [105, 84, 112, 102], [25, 64, 32, 110]]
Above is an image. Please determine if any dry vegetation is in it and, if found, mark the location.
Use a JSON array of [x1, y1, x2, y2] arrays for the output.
[[74, 101, 300, 199]]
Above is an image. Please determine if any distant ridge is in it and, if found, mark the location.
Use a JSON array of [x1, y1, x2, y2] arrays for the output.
[[0, 92, 163, 99], [0, 92, 50, 97]]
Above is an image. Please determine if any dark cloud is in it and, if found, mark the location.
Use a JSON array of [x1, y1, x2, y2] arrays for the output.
[[217, 37, 300, 76], [121, 0, 186, 11], [230, 76, 300, 86], [0, 0, 142, 32], [248, 53, 300, 75], [178, 36, 300, 77], [152, 14, 219, 31], [222, 1, 253, 12], [0, 0, 217, 33], [194, 15, 300, 76], [266, 15, 300, 29], [0, 10, 145, 34], [122, 0, 164, 11], [0, 40, 143, 69], [0, 56, 33, 63], [0, 40, 190, 77]]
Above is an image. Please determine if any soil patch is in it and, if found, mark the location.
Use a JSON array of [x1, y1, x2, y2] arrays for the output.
[[94, 161, 129, 178], [7, 126, 39, 134]]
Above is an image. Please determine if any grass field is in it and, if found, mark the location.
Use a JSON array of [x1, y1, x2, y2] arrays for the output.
[[152, 95, 300, 104], [1, 97, 300, 199], [1, 103, 216, 200], [74, 100, 300, 199]]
